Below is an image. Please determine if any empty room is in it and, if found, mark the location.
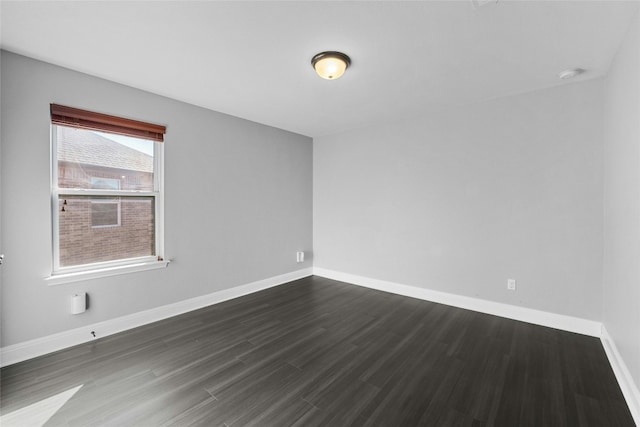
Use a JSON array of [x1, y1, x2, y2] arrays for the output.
[[1, 1, 639, 425]]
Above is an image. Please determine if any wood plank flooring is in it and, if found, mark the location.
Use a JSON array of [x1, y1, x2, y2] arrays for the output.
[[1, 276, 634, 426]]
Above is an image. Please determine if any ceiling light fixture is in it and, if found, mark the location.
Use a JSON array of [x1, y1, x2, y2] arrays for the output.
[[558, 68, 586, 80], [311, 51, 351, 80]]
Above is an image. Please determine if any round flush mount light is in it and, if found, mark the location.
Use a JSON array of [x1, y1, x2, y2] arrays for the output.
[[558, 68, 586, 80], [311, 51, 351, 80]]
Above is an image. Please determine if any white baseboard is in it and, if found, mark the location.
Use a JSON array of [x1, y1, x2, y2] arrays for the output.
[[0, 268, 313, 367], [313, 267, 602, 337], [2, 266, 637, 423], [601, 326, 640, 425]]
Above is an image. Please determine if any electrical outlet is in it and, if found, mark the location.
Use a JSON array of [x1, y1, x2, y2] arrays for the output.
[[507, 279, 516, 291], [296, 251, 304, 263]]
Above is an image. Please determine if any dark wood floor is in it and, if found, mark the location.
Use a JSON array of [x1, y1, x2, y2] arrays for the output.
[[1, 276, 634, 426]]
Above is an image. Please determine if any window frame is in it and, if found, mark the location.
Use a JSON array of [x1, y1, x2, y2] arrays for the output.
[[50, 124, 165, 276]]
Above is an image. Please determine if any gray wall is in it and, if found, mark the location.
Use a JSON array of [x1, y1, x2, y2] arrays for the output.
[[603, 9, 640, 396], [314, 79, 604, 321], [0, 51, 313, 347]]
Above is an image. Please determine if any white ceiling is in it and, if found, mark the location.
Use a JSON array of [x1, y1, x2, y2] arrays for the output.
[[1, 1, 638, 138]]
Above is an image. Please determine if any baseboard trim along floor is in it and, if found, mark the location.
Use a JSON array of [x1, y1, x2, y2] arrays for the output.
[[2, 267, 637, 425], [313, 268, 601, 337], [601, 325, 640, 425], [3, 276, 634, 425], [0, 268, 313, 367]]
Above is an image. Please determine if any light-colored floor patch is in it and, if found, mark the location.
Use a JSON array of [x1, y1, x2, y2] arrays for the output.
[[0, 385, 82, 427]]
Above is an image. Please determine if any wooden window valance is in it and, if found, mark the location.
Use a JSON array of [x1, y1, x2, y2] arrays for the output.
[[50, 104, 166, 142]]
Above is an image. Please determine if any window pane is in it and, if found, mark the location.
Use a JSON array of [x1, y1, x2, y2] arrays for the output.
[[90, 177, 121, 190], [58, 196, 155, 267], [91, 199, 120, 227], [57, 126, 154, 191]]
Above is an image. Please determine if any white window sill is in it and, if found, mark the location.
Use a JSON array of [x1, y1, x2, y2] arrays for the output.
[[45, 260, 170, 286]]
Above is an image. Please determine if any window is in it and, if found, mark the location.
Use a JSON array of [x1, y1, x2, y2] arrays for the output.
[[50, 104, 166, 275], [91, 198, 121, 228], [90, 178, 121, 228]]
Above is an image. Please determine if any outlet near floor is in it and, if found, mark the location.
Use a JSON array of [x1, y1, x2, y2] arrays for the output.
[[507, 279, 516, 291]]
